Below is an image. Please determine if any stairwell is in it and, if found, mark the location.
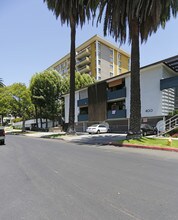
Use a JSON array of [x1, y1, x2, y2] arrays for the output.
[[158, 114, 178, 136]]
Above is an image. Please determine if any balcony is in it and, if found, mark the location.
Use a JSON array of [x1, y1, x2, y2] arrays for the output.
[[76, 48, 90, 59], [76, 57, 90, 67], [77, 98, 88, 107], [78, 114, 88, 121], [107, 87, 126, 101], [78, 65, 90, 73], [107, 109, 126, 119]]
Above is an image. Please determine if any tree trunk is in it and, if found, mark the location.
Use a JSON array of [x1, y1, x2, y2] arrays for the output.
[[22, 118, 25, 132], [67, 16, 76, 134], [40, 106, 43, 128], [35, 105, 38, 128], [46, 118, 48, 129], [128, 18, 141, 139], [1, 114, 3, 126]]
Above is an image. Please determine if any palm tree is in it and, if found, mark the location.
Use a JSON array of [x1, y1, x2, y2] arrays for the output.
[[97, 0, 178, 138], [0, 78, 4, 87], [43, 0, 92, 133]]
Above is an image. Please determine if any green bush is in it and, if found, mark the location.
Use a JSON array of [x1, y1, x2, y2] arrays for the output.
[[172, 133, 178, 138], [168, 127, 178, 137], [12, 118, 22, 123]]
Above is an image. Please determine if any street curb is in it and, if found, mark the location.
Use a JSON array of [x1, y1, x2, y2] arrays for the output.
[[108, 142, 178, 152]]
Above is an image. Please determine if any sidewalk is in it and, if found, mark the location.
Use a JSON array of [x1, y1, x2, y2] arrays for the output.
[[6, 129, 178, 152]]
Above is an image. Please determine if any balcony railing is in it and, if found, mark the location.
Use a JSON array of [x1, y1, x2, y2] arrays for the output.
[[77, 98, 88, 107], [76, 48, 90, 59], [76, 57, 90, 67], [107, 87, 126, 101], [78, 65, 90, 73], [78, 114, 88, 121], [107, 109, 126, 119]]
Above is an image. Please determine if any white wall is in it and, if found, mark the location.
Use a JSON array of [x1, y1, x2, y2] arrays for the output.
[[64, 94, 69, 123], [126, 65, 163, 118], [79, 89, 88, 99], [141, 66, 163, 117], [64, 92, 80, 123]]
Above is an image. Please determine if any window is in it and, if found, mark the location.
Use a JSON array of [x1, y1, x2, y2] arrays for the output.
[[118, 53, 121, 60], [107, 100, 126, 111], [109, 57, 113, 62], [80, 107, 88, 115], [98, 42, 101, 50], [98, 51, 101, 59], [98, 59, 101, 66], [98, 68, 101, 74], [109, 49, 113, 56], [110, 64, 113, 70]]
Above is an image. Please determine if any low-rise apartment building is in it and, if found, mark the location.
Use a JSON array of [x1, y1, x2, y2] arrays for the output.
[[47, 35, 130, 80], [63, 55, 178, 132]]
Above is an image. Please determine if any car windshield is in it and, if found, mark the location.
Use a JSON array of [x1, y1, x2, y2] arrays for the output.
[[90, 124, 98, 127]]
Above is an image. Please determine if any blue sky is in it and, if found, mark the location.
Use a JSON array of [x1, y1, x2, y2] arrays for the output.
[[0, 0, 178, 86]]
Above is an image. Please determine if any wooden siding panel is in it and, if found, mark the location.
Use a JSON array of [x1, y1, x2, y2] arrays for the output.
[[88, 82, 107, 121]]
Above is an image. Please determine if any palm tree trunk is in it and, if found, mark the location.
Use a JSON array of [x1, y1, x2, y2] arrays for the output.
[[67, 15, 76, 134], [129, 18, 141, 138]]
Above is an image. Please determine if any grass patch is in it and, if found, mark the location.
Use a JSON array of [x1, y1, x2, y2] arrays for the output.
[[118, 137, 178, 148]]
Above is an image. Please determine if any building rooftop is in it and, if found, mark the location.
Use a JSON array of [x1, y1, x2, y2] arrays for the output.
[[163, 55, 178, 72]]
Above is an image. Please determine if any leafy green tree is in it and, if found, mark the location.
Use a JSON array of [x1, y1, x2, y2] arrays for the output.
[[0, 87, 11, 125], [43, 0, 92, 133], [96, 0, 178, 137], [7, 83, 34, 131], [75, 72, 95, 90], [30, 70, 63, 128], [62, 72, 95, 93]]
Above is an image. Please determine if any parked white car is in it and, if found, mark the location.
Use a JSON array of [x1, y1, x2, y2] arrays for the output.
[[86, 124, 109, 134]]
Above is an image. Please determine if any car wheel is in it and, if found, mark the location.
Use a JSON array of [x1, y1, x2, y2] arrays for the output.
[[153, 130, 157, 135], [97, 130, 100, 134], [143, 131, 147, 136]]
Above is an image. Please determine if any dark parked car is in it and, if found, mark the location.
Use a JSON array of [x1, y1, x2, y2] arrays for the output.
[[141, 124, 157, 136], [0, 127, 5, 145]]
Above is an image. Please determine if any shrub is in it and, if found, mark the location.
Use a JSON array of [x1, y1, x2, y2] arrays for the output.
[[171, 133, 178, 138]]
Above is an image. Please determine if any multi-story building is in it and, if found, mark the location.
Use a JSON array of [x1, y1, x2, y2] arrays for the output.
[[63, 55, 178, 132], [47, 35, 130, 80]]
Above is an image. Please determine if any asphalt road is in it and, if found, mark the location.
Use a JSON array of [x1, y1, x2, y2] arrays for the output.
[[0, 135, 178, 220]]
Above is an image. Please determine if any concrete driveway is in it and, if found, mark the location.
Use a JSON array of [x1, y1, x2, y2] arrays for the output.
[[23, 131, 126, 145]]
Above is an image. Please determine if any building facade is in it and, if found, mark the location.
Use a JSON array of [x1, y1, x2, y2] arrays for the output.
[[47, 35, 130, 80], [63, 55, 178, 132]]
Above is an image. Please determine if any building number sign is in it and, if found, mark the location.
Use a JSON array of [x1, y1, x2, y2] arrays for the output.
[[145, 109, 153, 113]]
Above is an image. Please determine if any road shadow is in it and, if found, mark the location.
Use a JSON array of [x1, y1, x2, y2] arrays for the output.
[[58, 133, 127, 146]]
